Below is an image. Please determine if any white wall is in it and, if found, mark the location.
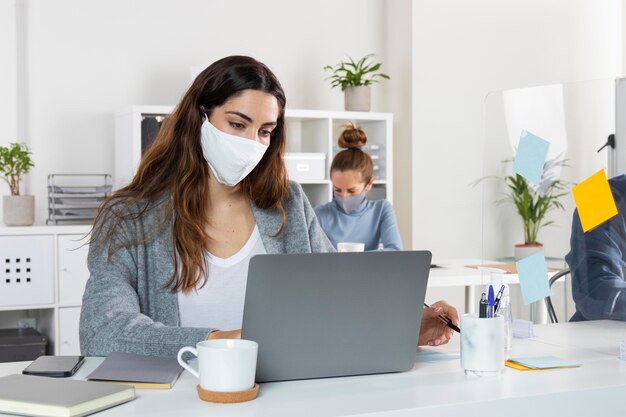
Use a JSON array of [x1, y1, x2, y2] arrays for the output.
[[412, 0, 622, 259], [413, 0, 622, 313], [0, 1, 19, 147], [4, 0, 409, 225], [383, 0, 413, 248]]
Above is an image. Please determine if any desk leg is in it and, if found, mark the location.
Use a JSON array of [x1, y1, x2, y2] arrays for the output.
[[465, 285, 476, 314]]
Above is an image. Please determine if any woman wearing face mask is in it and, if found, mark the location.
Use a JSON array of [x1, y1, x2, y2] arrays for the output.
[[80, 56, 455, 358], [315, 123, 403, 251]]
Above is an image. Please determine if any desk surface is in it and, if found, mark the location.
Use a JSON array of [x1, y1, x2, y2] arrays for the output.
[[1, 321, 626, 416], [428, 258, 539, 287]]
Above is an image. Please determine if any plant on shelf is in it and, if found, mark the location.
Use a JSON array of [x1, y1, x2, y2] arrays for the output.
[[0, 142, 35, 226], [0, 142, 34, 196], [480, 156, 570, 259], [323, 54, 390, 112]]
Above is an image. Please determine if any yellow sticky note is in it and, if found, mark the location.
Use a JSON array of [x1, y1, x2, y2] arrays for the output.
[[572, 169, 618, 232]]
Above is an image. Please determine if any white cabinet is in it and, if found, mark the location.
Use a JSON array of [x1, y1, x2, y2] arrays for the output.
[[58, 307, 81, 355], [115, 107, 394, 208], [0, 235, 54, 307], [58, 235, 90, 307], [0, 226, 91, 355]]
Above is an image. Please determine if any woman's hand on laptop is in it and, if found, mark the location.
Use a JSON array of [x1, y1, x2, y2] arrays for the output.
[[418, 301, 459, 347], [207, 329, 242, 339]]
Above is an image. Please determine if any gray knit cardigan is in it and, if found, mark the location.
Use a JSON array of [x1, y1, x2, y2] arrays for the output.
[[79, 181, 334, 357]]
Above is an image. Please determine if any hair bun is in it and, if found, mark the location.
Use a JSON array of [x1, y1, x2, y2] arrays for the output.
[[338, 122, 367, 149]]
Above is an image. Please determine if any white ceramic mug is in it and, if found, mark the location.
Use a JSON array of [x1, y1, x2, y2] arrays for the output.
[[460, 313, 505, 375], [337, 242, 365, 252], [177, 339, 258, 392]]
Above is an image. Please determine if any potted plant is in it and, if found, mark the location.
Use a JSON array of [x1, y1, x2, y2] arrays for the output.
[[482, 156, 570, 260], [0, 142, 35, 226], [324, 54, 390, 112]]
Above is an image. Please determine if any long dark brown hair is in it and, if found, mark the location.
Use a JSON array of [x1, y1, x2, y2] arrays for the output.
[[92, 56, 289, 292]]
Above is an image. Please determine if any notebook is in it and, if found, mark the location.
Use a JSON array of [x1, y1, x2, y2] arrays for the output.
[[87, 352, 183, 389], [0, 374, 135, 417]]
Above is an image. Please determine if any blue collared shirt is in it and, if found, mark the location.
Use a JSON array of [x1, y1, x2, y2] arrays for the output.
[[566, 174, 626, 321], [314, 199, 403, 251]]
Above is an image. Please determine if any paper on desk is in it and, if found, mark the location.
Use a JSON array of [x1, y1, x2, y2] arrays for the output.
[[507, 356, 581, 370], [515, 251, 550, 305], [465, 263, 558, 274], [513, 130, 550, 184], [415, 350, 460, 363], [572, 169, 618, 232]]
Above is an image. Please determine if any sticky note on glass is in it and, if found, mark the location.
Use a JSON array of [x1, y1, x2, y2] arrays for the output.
[[515, 251, 550, 305], [513, 131, 550, 184], [572, 169, 618, 232]]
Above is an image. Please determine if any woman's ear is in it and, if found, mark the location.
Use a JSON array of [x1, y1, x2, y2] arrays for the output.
[[365, 178, 374, 194]]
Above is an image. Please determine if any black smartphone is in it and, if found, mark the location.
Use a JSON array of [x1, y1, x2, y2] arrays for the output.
[[22, 355, 85, 378]]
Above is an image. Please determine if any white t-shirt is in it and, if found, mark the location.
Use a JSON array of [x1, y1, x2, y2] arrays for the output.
[[177, 225, 267, 330]]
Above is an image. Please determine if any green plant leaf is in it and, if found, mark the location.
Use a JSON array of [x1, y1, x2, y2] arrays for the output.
[[477, 156, 572, 245], [323, 53, 390, 89], [0, 142, 34, 196]]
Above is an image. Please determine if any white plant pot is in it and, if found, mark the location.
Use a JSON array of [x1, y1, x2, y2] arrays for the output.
[[344, 86, 371, 112], [3, 195, 35, 226], [514, 243, 543, 261]]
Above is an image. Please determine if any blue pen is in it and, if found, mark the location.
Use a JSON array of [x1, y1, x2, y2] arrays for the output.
[[487, 285, 495, 318]]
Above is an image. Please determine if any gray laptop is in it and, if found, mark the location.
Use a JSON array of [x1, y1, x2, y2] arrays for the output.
[[241, 250, 431, 382]]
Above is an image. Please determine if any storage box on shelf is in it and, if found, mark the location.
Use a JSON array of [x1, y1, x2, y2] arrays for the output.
[[0, 328, 47, 363], [115, 107, 393, 208], [284, 153, 326, 182], [0, 225, 91, 356]]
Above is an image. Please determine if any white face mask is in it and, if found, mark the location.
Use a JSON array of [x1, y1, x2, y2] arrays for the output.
[[200, 118, 269, 187]]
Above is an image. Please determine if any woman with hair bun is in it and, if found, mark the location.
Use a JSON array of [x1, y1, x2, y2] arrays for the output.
[[315, 123, 403, 251]]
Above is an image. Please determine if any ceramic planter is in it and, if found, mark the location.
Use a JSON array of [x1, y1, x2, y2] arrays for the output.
[[3, 195, 35, 226], [514, 243, 543, 261], [344, 86, 371, 112]]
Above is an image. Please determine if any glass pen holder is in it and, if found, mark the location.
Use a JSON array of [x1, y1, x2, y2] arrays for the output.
[[499, 294, 513, 358], [460, 313, 505, 376]]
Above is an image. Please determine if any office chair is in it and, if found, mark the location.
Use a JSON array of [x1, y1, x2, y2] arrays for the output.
[[544, 269, 571, 323]]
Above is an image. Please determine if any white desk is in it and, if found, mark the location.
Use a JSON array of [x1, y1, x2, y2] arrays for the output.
[[1, 321, 626, 416], [429, 259, 558, 322], [429, 259, 521, 314]]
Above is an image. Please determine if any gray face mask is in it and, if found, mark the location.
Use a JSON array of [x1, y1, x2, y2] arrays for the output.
[[334, 190, 367, 214]]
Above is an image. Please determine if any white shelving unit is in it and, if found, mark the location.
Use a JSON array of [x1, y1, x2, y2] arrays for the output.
[[0, 225, 91, 356], [115, 107, 393, 207]]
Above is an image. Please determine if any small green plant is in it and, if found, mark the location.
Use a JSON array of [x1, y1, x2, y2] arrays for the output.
[[0, 142, 34, 196], [479, 156, 570, 245], [324, 54, 390, 91]]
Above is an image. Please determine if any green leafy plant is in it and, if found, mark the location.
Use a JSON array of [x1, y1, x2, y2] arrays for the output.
[[481, 156, 570, 245], [0, 142, 34, 196], [324, 54, 390, 91]]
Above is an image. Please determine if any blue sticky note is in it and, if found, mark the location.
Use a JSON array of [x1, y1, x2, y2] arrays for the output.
[[516, 251, 550, 304], [510, 356, 581, 369], [513, 131, 550, 184]]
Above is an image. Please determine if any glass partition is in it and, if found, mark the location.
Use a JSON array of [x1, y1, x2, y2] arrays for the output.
[[482, 79, 615, 323]]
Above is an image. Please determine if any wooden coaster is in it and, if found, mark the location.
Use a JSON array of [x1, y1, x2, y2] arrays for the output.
[[196, 384, 259, 403]]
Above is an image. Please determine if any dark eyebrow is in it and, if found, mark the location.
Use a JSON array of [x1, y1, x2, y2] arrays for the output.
[[225, 111, 277, 127]]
